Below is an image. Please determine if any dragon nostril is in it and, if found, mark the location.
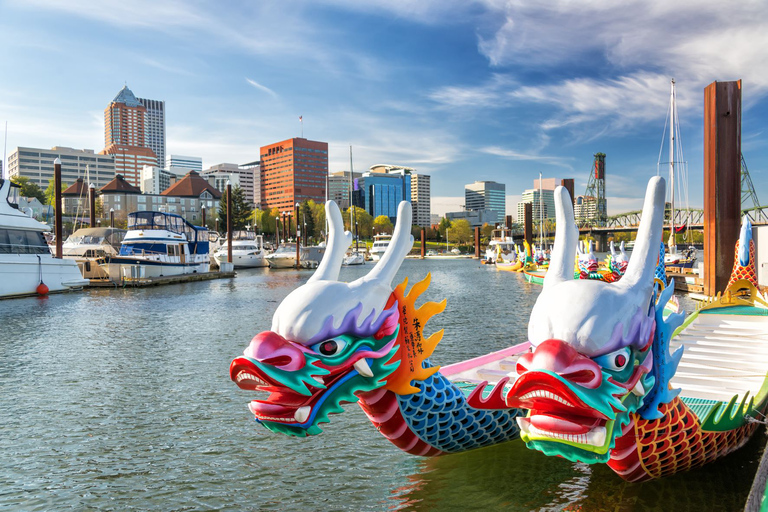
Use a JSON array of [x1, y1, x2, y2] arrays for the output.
[[560, 369, 598, 385], [260, 355, 294, 367]]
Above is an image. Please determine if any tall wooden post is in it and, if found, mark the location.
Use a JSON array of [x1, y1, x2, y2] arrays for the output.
[[109, 208, 114, 228], [524, 203, 533, 247], [561, 179, 574, 205], [420, 228, 426, 259], [295, 203, 300, 269], [201, 204, 206, 228], [703, 80, 741, 295], [54, 158, 62, 259], [474, 226, 481, 259], [88, 183, 96, 227], [226, 181, 232, 263]]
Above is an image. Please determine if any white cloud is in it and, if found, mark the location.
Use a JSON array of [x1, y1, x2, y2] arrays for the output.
[[245, 78, 278, 98]]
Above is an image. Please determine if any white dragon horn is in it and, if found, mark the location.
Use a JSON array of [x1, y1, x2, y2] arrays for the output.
[[308, 201, 353, 283], [610, 240, 617, 256], [615, 176, 666, 290], [363, 201, 414, 287], [543, 186, 579, 289]]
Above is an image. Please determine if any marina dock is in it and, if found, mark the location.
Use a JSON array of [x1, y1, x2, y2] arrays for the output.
[[87, 270, 235, 288]]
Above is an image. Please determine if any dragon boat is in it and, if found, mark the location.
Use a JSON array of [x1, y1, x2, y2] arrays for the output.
[[504, 177, 768, 481], [230, 176, 768, 482]]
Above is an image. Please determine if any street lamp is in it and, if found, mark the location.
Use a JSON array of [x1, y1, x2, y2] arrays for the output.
[[446, 227, 451, 253], [201, 203, 206, 227], [109, 208, 114, 228]]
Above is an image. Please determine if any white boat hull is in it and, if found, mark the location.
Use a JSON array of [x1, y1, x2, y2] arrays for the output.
[[213, 253, 267, 268], [102, 258, 209, 279], [0, 255, 89, 298]]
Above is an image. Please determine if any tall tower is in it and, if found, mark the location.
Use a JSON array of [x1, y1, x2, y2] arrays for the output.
[[100, 86, 158, 186], [260, 137, 328, 213], [581, 153, 607, 227], [138, 97, 166, 167]]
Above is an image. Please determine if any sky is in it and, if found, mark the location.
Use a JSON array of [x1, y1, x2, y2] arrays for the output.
[[2, 0, 768, 219]]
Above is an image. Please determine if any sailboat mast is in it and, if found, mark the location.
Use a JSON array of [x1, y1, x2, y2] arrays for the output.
[[349, 145, 357, 252], [538, 172, 543, 248], [669, 79, 676, 250]]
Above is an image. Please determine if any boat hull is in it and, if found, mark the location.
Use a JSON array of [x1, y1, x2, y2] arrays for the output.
[[102, 257, 209, 279], [0, 255, 89, 298], [213, 253, 267, 268]]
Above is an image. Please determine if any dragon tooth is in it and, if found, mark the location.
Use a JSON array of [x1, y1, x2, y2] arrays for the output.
[[632, 380, 645, 396], [312, 376, 325, 386], [353, 358, 374, 378], [294, 406, 311, 424], [587, 426, 606, 447]]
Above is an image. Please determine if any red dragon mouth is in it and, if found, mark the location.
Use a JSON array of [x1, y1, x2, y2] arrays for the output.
[[230, 356, 351, 425], [507, 371, 610, 445]]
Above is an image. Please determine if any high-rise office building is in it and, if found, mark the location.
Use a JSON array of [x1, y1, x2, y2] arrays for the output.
[[100, 85, 158, 187], [328, 171, 363, 210], [517, 178, 557, 222], [260, 138, 328, 213], [7, 146, 116, 189], [239, 160, 261, 207], [166, 155, 203, 173], [201, 162, 257, 207], [465, 181, 505, 225], [410, 173, 431, 227], [361, 165, 412, 223], [138, 97, 166, 168]]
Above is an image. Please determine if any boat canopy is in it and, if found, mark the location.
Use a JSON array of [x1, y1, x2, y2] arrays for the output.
[[128, 211, 207, 243]]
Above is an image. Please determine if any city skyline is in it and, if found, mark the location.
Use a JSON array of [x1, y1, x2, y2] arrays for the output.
[[2, 1, 768, 219]]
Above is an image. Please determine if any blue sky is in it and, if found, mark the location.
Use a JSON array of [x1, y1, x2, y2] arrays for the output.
[[2, 0, 767, 218]]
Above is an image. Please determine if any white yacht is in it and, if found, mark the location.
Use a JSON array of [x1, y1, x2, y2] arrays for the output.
[[61, 227, 126, 279], [101, 211, 210, 280], [213, 232, 269, 268], [369, 234, 392, 262], [266, 243, 325, 269], [0, 178, 89, 298], [342, 251, 365, 266], [485, 228, 516, 263]]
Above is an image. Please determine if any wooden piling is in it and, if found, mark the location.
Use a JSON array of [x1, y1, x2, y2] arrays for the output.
[[703, 80, 741, 296]]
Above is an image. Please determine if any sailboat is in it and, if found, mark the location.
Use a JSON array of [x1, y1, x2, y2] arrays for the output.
[[343, 146, 365, 266], [661, 79, 696, 269]]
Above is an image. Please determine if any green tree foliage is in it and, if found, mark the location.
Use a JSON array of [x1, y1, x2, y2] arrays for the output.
[[438, 216, 451, 238], [307, 200, 326, 240], [342, 206, 372, 239], [480, 223, 494, 240], [449, 219, 473, 244], [217, 185, 254, 231], [373, 215, 394, 235], [44, 178, 69, 211], [11, 176, 46, 204], [300, 201, 315, 241]]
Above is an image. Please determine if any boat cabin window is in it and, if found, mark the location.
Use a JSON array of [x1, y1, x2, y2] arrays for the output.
[[0, 229, 50, 254], [167, 245, 179, 257]]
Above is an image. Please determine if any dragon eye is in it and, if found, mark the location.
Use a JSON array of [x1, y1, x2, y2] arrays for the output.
[[594, 347, 631, 372], [311, 339, 347, 356]]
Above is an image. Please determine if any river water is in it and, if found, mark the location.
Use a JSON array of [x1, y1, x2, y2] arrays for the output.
[[1, 259, 763, 511]]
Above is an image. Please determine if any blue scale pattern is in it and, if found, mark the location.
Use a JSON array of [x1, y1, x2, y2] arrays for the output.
[[396, 362, 522, 453]]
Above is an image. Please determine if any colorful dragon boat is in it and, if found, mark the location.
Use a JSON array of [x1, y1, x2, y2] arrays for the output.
[[230, 176, 768, 481]]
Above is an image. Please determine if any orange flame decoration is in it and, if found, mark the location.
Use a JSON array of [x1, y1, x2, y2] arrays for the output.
[[383, 273, 447, 395]]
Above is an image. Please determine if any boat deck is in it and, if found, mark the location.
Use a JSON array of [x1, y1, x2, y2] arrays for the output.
[[670, 309, 768, 404]]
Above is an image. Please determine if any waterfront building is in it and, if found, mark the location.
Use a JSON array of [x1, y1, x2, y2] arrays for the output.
[[328, 171, 363, 210], [7, 146, 116, 189], [62, 178, 95, 219], [201, 162, 255, 207], [517, 189, 556, 223], [100, 85, 158, 187], [260, 138, 327, 213], [574, 195, 599, 221], [239, 160, 261, 207], [138, 97, 166, 168], [445, 208, 498, 228], [361, 165, 412, 223], [141, 165, 179, 195], [465, 181, 505, 225], [166, 154, 203, 174], [100, 171, 221, 225], [411, 173, 431, 228]]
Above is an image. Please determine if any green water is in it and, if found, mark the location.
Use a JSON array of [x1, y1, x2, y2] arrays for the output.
[[0, 259, 763, 511]]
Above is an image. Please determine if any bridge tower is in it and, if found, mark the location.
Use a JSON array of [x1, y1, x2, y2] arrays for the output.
[[580, 153, 607, 227]]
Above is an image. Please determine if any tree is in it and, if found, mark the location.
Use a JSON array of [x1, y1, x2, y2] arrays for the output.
[[301, 201, 315, 242], [437, 217, 451, 238], [307, 200, 325, 240], [373, 215, 393, 235], [449, 219, 472, 244], [44, 178, 68, 211], [354, 207, 373, 239], [11, 176, 46, 204], [480, 223, 494, 240], [217, 185, 254, 230]]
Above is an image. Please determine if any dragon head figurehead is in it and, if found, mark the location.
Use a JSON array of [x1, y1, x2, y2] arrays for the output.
[[507, 177, 682, 464], [577, 239, 599, 275], [230, 201, 416, 436], [609, 241, 629, 275]]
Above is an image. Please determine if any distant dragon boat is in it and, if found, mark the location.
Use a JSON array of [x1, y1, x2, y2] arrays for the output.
[[231, 176, 768, 482]]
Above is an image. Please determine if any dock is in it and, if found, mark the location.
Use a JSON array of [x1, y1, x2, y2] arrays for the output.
[[88, 271, 235, 288], [667, 269, 704, 294]]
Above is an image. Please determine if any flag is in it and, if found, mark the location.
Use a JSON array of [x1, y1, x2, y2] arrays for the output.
[[299, 116, 303, 122]]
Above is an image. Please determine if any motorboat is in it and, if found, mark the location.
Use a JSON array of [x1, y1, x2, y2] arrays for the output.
[[61, 227, 126, 280], [342, 251, 365, 266], [101, 211, 210, 280], [369, 233, 392, 261], [266, 242, 325, 269], [214, 231, 269, 268], [486, 228, 516, 263], [0, 178, 89, 298]]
